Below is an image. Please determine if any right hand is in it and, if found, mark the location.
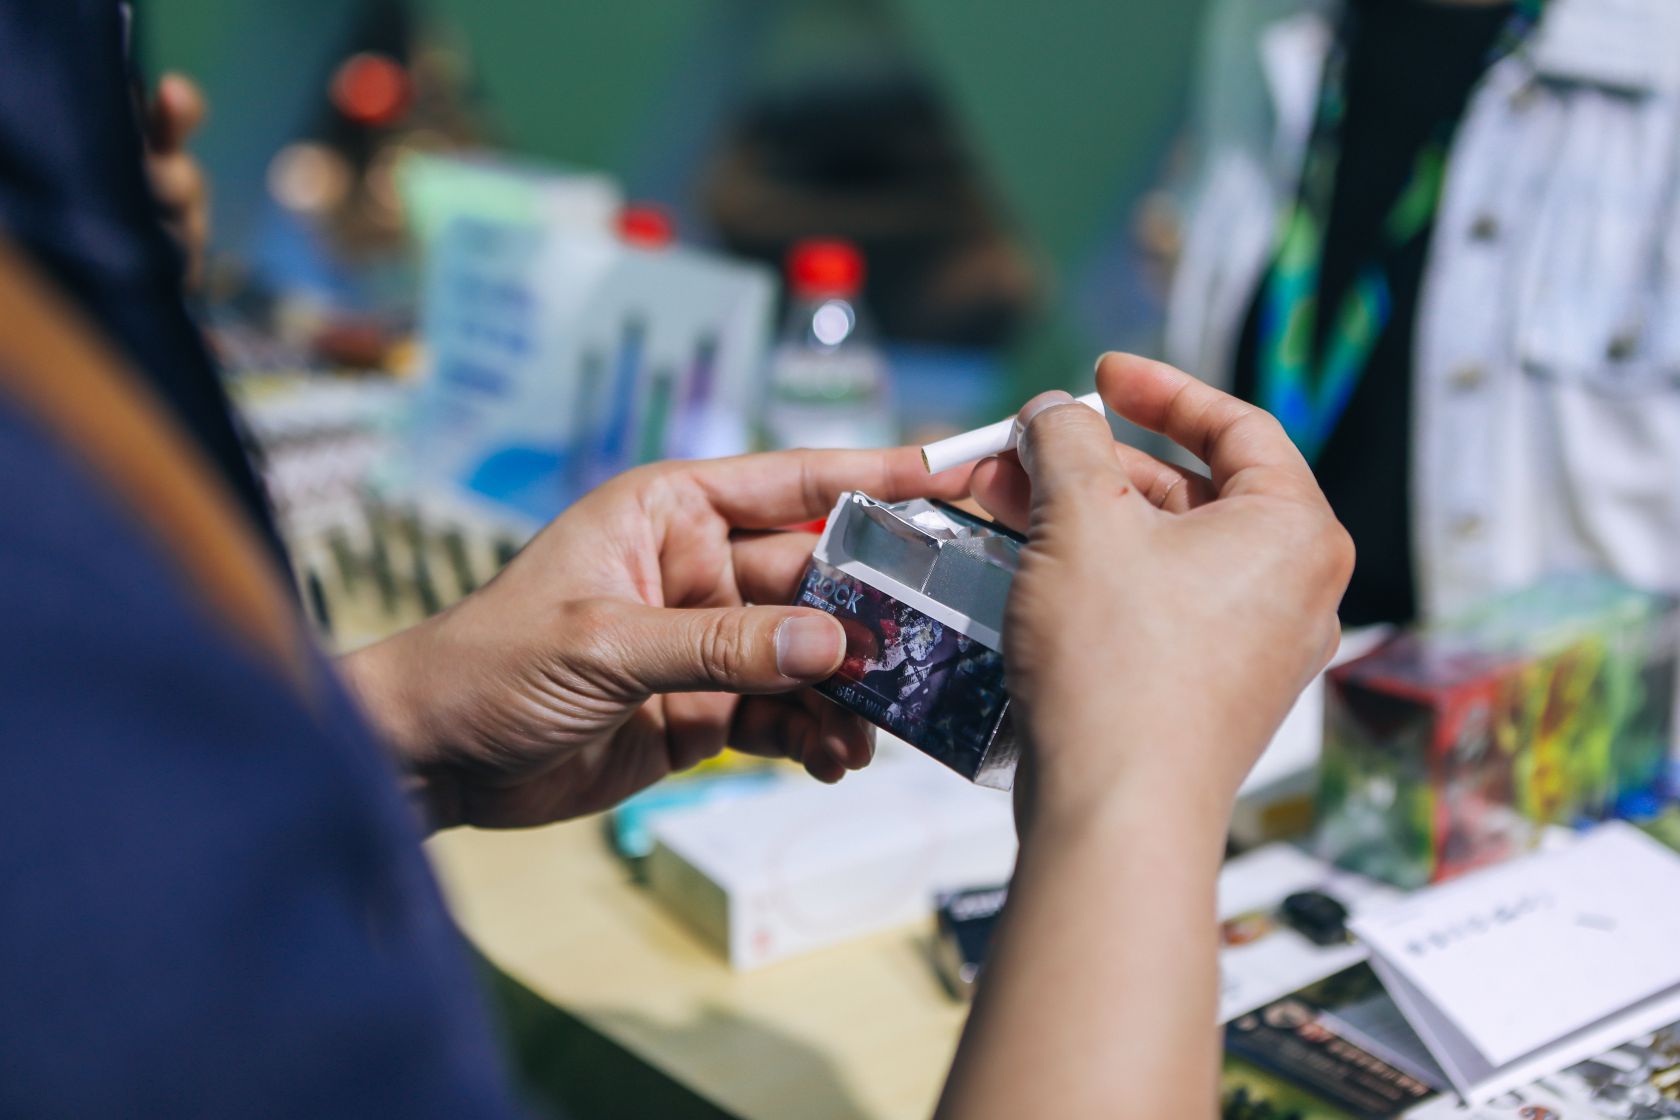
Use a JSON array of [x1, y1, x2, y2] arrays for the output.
[[972, 352, 1353, 831]]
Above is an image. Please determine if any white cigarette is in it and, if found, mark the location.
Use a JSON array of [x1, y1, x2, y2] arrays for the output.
[[920, 391, 1105, 474]]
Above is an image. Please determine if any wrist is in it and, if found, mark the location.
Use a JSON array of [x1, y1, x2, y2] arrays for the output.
[[1023, 784, 1228, 864], [341, 623, 474, 832], [1017, 746, 1235, 865], [1016, 698, 1258, 834], [338, 619, 446, 765]]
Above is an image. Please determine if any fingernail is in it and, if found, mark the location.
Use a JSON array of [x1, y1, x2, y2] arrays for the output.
[[776, 615, 844, 679], [1018, 390, 1075, 430], [1012, 390, 1076, 448]]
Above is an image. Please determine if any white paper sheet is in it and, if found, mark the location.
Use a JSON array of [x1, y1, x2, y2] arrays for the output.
[[1352, 823, 1680, 1103]]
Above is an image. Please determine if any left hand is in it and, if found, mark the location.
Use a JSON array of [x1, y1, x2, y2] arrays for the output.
[[341, 448, 971, 829], [145, 73, 210, 290]]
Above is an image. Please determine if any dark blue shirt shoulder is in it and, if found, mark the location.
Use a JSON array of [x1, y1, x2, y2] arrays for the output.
[[0, 398, 524, 1119]]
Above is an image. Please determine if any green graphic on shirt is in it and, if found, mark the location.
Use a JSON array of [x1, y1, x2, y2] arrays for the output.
[[1255, 1, 1542, 463]]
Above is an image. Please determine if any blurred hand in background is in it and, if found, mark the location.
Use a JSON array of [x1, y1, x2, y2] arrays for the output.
[[145, 73, 210, 290]]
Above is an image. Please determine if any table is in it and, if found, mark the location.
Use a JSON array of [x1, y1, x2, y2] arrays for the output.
[[427, 818, 973, 1120]]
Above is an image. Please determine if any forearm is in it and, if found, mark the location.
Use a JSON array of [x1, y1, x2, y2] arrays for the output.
[[936, 781, 1228, 1120]]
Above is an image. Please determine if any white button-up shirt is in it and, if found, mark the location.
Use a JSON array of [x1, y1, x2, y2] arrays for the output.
[[1165, 0, 1680, 619]]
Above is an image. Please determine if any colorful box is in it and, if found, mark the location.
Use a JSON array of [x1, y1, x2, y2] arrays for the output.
[[1318, 575, 1678, 888], [1452, 575, 1678, 823], [1319, 635, 1530, 890]]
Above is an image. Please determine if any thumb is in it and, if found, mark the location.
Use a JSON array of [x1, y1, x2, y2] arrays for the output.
[[1014, 389, 1134, 517], [150, 74, 206, 152], [602, 601, 846, 695]]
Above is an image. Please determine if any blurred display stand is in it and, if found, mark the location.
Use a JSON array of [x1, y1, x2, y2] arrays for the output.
[[401, 157, 773, 524], [398, 151, 621, 251], [218, 153, 780, 652]]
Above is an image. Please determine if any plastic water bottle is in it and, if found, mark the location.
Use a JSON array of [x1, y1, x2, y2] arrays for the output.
[[760, 238, 896, 451]]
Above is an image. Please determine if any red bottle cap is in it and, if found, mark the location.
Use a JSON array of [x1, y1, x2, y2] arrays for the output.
[[787, 238, 865, 299], [618, 204, 676, 249], [330, 53, 412, 128]]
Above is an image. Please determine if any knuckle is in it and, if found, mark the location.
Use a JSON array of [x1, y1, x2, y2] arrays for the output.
[[604, 461, 676, 510], [1028, 400, 1104, 440], [799, 456, 828, 523], [1159, 377, 1197, 431], [1217, 401, 1270, 448], [683, 737, 726, 771], [561, 598, 618, 651], [1188, 398, 1242, 462], [1248, 405, 1287, 439], [1324, 521, 1357, 586], [699, 611, 751, 683], [670, 725, 725, 772], [621, 460, 669, 490]]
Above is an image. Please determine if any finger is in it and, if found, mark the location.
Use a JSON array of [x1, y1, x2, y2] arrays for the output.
[[600, 600, 846, 695], [1095, 352, 1316, 500], [183, 197, 210, 285], [150, 73, 206, 152], [688, 445, 973, 530], [970, 454, 1030, 531], [148, 153, 204, 214], [662, 691, 734, 773], [725, 695, 803, 759], [793, 686, 875, 773], [730, 696, 852, 783], [451, 705, 672, 829], [731, 530, 820, 605], [1013, 390, 1139, 520], [973, 444, 1216, 532], [1112, 443, 1218, 512]]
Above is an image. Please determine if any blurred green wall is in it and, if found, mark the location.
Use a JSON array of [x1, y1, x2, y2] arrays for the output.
[[147, 0, 1210, 391], [148, 0, 1206, 257], [420, 0, 1209, 281]]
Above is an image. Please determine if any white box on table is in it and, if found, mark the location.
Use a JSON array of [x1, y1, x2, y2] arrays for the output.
[[646, 747, 1017, 970]]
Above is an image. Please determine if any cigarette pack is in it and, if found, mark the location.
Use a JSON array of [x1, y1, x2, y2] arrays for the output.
[[795, 492, 1021, 789]]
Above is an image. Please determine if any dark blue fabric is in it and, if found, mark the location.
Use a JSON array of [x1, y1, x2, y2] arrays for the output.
[[0, 4, 532, 1114], [0, 0, 283, 563], [0, 400, 526, 1118]]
